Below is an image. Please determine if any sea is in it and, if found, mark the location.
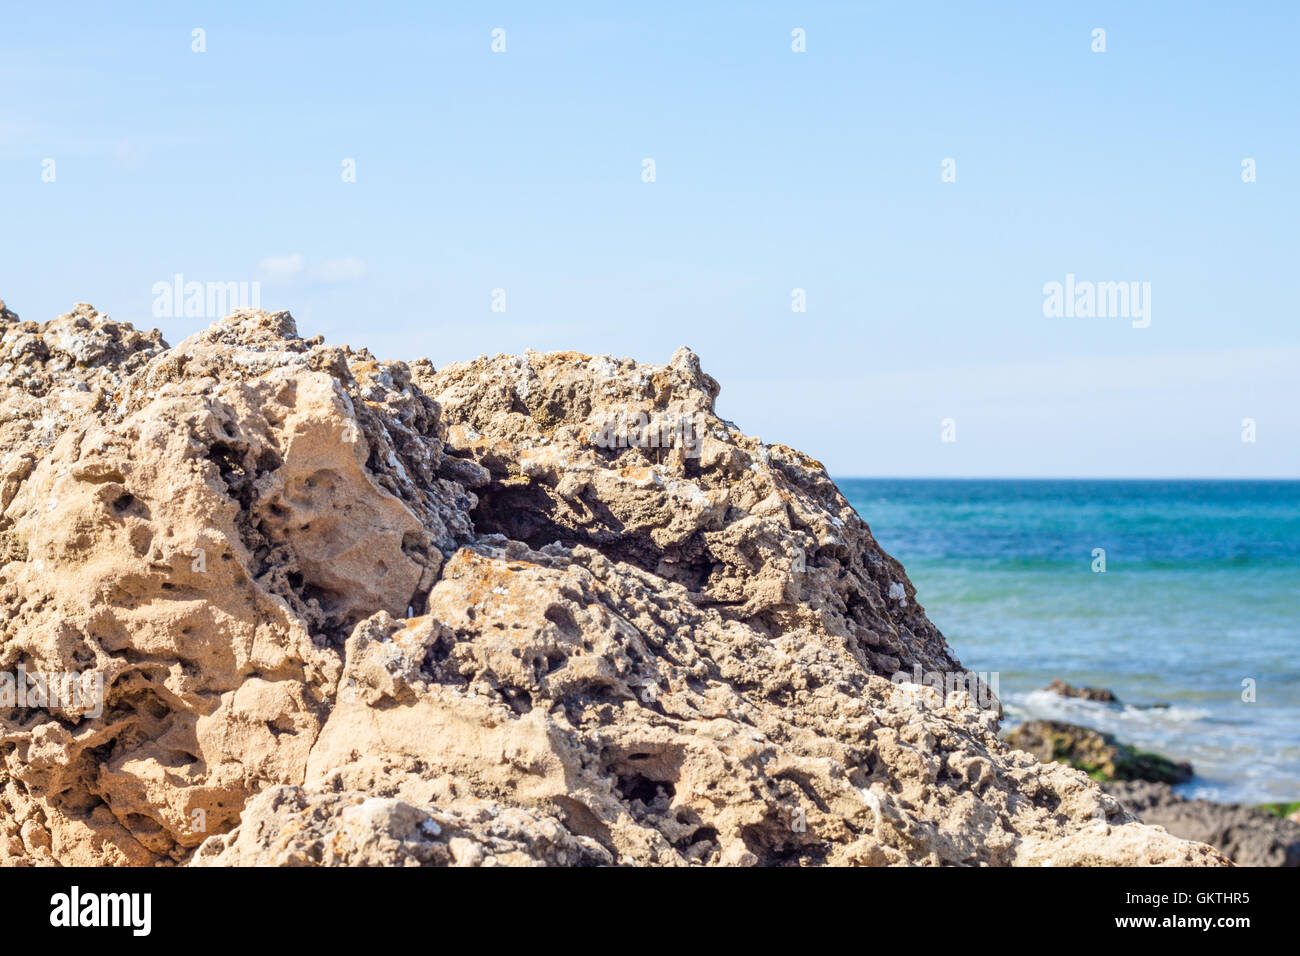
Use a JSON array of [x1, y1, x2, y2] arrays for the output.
[[839, 479, 1300, 805]]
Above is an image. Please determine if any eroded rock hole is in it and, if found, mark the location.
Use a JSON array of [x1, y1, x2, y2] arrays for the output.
[[617, 774, 675, 806]]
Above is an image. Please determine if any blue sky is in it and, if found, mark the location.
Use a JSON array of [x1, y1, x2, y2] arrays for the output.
[[3, 1, 1297, 477]]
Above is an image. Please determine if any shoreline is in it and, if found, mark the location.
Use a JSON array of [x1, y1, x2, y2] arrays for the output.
[[1000, 680, 1300, 866]]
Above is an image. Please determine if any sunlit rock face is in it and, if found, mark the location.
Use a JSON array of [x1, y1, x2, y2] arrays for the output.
[[0, 303, 1227, 867]]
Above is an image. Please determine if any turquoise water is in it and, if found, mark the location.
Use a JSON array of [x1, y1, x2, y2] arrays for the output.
[[839, 479, 1300, 804]]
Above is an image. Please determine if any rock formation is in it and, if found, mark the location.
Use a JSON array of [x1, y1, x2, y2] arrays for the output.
[[1105, 782, 1300, 867], [0, 303, 1228, 866], [1042, 678, 1120, 704], [1003, 720, 1194, 785]]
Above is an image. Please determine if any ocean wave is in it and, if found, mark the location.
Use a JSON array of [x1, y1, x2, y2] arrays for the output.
[[1004, 689, 1213, 727]]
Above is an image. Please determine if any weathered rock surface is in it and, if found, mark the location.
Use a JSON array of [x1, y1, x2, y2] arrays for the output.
[[1004, 720, 1194, 785], [0, 304, 1228, 866], [1105, 781, 1300, 867], [191, 785, 612, 867]]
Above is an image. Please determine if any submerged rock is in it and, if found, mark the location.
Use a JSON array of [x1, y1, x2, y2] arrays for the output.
[[1004, 720, 1194, 785], [1042, 678, 1119, 704], [0, 304, 1227, 866]]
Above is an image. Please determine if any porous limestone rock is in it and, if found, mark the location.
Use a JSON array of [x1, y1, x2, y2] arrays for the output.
[[0, 304, 1228, 867], [418, 347, 960, 682], [190, 785, 612, 867]]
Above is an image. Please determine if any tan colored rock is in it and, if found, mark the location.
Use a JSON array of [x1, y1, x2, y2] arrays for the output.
[[191, 785, 611, 867], [419, 346, 959, 682], [0, 305, 1228, 867], [0, 306, 470, 864]]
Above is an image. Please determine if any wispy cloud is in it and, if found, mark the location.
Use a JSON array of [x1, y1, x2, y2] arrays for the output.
[[256, 254, 366, 286], [256, 254, 306, 282], [313, 257, 367, 283]]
